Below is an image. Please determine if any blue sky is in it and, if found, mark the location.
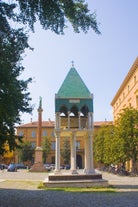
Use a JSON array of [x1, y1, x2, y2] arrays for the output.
[[21, 0, 138, 124]]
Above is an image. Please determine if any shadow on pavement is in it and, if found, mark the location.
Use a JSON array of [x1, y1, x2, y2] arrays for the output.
[[0, 188, 138, 207]]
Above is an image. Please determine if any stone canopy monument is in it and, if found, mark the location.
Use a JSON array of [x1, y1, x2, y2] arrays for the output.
[[44, 64, 108, 187]]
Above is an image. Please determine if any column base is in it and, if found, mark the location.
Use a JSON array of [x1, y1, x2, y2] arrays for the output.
[[54, 169, 62, 174], [29, 162, 47, 172], [83, 168, 95, 174], [71, 169, 78, 174]]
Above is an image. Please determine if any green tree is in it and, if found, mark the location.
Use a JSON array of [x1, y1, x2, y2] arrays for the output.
[[94, 124, 131, 168], [94, 125, 115, 166], [115, 107, 138, 172], [61, 138, 70, 165], [0, 26, 32, 155], [93, 127, 106, 166], [18, 141, 34, 163], [42, 136, 51, 163], [0, 1, 100, 154], [7, 0, 101, 34]]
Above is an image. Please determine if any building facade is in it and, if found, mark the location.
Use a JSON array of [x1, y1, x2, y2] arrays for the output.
[[111, 57, 138, 171], [111, 57, 138, 120], [16, 120, 110, 168]]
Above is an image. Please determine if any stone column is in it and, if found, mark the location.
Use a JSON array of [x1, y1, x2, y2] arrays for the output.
[[30, 97, 46, 172], [68, 111, 70, 129], [54, 132, 61, 174], [88, 112, 92, 129], [37, 107, 43, 147], [84, 134, 88, 172], [84, 112, 95, 174], [78, 111, 81, 129], [55, 112, 60, 129], [70, 132, 78, 174]]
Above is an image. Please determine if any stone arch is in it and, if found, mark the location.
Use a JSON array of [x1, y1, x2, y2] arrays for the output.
[[59, 105, 68, 117], [70, 105, 79, 117], [81, 105, 89, 117]]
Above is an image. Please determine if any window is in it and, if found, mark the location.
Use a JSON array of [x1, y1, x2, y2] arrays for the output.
[[123, 92, 125, 99], [43, 130, 47, 137], [31, 131, 36, 138], [134, 76, 136, 84], [18, 131, 23, 137], [31, 142, 36, 148], [76, 141, 80, 149], [119, 98, 121, 104], [51, 156, 55, 164], [136, 95, 138, 107], [51, 131, 55, 137], [51, 142, 55, 150]]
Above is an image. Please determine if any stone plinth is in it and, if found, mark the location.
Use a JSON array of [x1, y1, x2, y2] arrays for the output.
[[43, 173, 108, 188], [29, 147, 46, 172], [48, 174, 102, 181], [29, 162, 46, 172]]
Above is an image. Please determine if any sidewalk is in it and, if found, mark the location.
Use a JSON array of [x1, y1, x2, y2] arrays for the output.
[[0, 170, 138, 207], [0, 169, 138, 191], [97, 170, 138, 191]]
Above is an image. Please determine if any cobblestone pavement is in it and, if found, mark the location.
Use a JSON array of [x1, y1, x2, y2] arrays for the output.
[[0, 170, 138, 207]]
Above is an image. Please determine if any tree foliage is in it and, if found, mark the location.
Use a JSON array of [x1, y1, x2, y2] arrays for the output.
[[94, 107, 138, 172], [18, 141, 34, 163], [61, 138, 70, 165], [14, 0, 100, 34], [0, 4, 32, 155], [42, 136, 51, 163], [93, 125, 116, 166], [0, 1, 100, 155], [115, 107, 138, 172]]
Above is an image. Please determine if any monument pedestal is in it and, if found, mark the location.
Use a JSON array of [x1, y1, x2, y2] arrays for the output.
[[30, 147, 46, 172], [43, 172, 108, 188]]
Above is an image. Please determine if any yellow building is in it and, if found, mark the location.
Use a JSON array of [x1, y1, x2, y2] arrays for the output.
[[16, 120, 111, 168], [111, 57, 138, 171], [16, 120, 55, 164], [111, 57, 138, 120]]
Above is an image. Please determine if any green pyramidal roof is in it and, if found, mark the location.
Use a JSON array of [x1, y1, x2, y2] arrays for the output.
[[57, 67, 91, 98]]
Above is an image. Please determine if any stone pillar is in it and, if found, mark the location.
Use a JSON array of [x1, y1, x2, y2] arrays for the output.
[[88, 112, 92, 129], [78, 111, 81, 129], [54, 132, 61, 174], [30, 97, 46, 172], [68, 111, 70, 129], [55, 112, 60, 129], [84, 112, 95, 174], [70, 132, 78, 174], [37, 107, 43, 147], [84, 134, 89, 171]]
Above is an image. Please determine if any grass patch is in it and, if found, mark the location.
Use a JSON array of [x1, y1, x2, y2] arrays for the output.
[[38, 183, 115, 192]]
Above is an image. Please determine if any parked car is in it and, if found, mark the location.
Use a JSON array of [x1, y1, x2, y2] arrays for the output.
[[44, 163, 55, 171], [0, 164, 8, 170], [44, 163, 51, 171], [7, 163, 17, 172], [16, 163, 27, 169]]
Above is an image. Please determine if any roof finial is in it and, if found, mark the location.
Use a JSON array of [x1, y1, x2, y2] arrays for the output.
[[71, 60, 74, 68]]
